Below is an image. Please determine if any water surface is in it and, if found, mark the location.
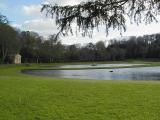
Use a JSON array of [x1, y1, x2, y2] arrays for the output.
[[55, 63, 145, 69], [23, 66, 160, 80]]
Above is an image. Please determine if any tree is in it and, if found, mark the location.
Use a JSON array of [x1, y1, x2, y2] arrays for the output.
[[106, 40, 126, 60], [0, 24, 20, 63], [47, 34, 64, 62], [95, 41, 107, 60], [53, 41, 65, 61], [0, 13, 8, 24], [41, 0, 160, 37], [85, 43, 96, 61], [65, 44, 80, 61], [48, 34, 59, 44], [0, 14, 21, 63], [38, 35, 64, 62], [20, 31, 42, 63]]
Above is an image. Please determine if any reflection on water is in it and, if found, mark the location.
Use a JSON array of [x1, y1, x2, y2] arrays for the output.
[[55, 64, 145, 68], [23, 66, 160, 80]]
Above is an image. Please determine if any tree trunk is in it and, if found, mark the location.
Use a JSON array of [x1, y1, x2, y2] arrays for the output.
[[1, 47, 8, 64], [36, 57, 39, 63]]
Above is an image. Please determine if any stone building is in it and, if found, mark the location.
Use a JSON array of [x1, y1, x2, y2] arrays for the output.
[[13, 54, 21, 64]]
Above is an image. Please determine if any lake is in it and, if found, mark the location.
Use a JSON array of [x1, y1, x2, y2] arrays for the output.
[[54, 63, 145, 68], [22, 64, 160, 80]]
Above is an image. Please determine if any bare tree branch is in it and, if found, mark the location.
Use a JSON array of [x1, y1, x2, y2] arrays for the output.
[[41, 0, 160, 37]]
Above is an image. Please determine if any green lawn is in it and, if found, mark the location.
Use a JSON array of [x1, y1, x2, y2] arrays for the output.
[[1, 62, 160, 120]]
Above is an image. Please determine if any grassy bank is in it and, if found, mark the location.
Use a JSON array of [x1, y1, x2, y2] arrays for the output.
[[0, 61, 160, 120]]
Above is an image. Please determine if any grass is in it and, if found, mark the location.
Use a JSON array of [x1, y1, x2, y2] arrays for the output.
[[1, 61, 160, 120]]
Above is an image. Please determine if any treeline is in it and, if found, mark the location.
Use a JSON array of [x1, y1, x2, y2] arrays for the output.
[[1, 13, 160, 63], [107, 35, 160, 60]]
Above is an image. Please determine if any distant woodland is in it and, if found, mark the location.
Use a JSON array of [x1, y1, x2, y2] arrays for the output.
[[1, 14, 160, 63]]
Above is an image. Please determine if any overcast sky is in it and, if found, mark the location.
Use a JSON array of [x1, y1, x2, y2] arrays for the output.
[[1, 0, 160, 45]]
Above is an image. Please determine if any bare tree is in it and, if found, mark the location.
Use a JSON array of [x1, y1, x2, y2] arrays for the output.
[[41, 0, 160, 37]]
